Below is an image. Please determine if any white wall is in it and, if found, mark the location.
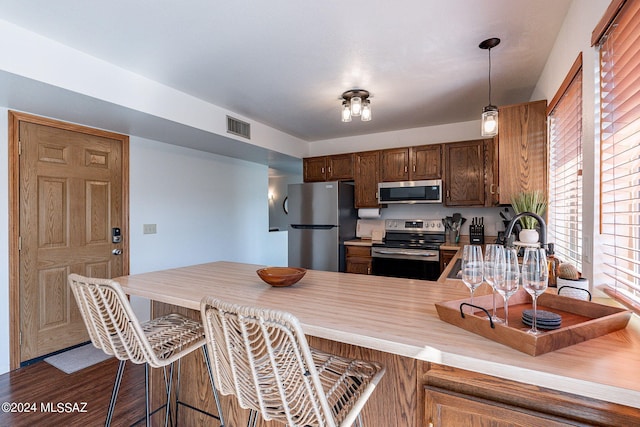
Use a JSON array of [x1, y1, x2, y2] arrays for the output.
[[308, 120, 481, 156], [127, 137, 289, 320], [530, 0, 609, 287]]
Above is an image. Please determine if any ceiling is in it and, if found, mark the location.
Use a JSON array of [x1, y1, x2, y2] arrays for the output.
[[0, 0, 571, 143]]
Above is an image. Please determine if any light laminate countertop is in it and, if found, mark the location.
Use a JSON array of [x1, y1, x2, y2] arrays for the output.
[[116, 261, 640, 409]]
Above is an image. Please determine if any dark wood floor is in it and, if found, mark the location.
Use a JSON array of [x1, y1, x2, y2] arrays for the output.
[[0, 357, 147, 426]]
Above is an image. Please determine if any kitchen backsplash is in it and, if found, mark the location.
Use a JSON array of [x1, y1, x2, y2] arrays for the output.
[[373, 204, 511, 237]]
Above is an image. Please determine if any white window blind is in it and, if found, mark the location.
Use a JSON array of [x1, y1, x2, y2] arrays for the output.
[[548, 57, 583, 273], [598, 0, 640, 311]]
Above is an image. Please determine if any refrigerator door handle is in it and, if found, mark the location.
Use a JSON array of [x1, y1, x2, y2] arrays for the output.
[[291, 224, 337, 230]]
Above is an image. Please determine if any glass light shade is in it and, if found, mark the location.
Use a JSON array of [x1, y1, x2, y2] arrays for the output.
[[341, 102, 352, 122], [481, 106, 499, 136], [361, 100, 372, 121], [350, 96, 362, 116]]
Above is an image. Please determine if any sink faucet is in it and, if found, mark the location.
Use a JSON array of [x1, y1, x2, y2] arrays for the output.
[[504, 212, 547, 251]]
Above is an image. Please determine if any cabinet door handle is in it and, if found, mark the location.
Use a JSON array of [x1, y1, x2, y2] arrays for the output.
[[321, 167, 325, 173], [446, 190, 450, 199], [413, 165, 416, 172], [404, 165, 408, 173], [328, 166, 332, 173], [490, 183, 496, 195]]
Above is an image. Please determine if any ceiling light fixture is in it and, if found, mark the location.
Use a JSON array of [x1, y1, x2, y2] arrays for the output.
[[341, 89, 371, 122], [479, 37, 500, 137]]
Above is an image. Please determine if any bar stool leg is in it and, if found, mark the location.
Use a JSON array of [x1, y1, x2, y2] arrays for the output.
[[105, 359, 126, 427], [175, 357, 183, 425], [145, 363, 151, 427], [247, 409, 258, 427], [164, 363, 174, 427], [202, 345, 226, 426]]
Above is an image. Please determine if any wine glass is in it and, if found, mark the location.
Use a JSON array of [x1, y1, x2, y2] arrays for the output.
[[461, 245, 484, 313], [484, 244, 505, 323], [493, 247, 520, 326], [522, 247, 548, 335]]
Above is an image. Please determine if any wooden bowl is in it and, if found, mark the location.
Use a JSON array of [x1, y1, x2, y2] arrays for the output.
[[256, 267, 306, 287]]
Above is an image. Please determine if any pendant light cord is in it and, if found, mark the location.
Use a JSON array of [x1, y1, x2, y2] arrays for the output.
[[488, 47, 492, 105]]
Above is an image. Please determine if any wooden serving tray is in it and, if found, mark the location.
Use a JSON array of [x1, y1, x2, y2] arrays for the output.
[[435, 289, 632, 356]]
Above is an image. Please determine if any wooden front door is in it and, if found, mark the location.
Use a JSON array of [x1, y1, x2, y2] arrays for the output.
[[10, 112, 129, 364]]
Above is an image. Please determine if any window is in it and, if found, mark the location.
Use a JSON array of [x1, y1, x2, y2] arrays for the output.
[[548, 54, 583, 273], [596, 0, 640, 311]]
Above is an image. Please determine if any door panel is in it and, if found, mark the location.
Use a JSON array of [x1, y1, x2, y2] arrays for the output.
[[288, 227, 339, 271], [18, 117, 127, 363], [288, 182, 339, 225]]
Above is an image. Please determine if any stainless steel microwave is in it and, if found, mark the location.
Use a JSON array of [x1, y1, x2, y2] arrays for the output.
[[377, 179, 443, 204]]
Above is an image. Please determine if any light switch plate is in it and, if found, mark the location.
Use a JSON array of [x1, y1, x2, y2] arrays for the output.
[[143, 224, 157, 234]]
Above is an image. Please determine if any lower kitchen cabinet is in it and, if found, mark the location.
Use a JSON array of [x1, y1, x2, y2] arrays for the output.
[[345, 245, 372, 275], [424, 364, 640, 427], [439, 249, 457, 274], [425, 387, 573, 426]]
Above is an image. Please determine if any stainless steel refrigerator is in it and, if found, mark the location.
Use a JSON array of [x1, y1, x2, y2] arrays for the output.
[[288, 181, 357, 272]]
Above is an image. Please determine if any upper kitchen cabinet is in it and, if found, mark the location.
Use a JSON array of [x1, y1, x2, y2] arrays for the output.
[[381, 145, 442, 181], [303, 156, 327, 182], [303, 153, 354, 182], [444, 139, 490, 206], [381, 148, 410, 181], [412, 144, 442, 180], [354, 150, 381, 208], [490, 100, 548, 205]]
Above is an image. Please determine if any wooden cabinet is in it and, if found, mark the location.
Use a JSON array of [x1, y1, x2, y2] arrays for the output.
[[412, 144, 442, 180], [354, 150, 381, 208], [303, 153, 354, 182], [425, 387, 572, 426], [424, 364, 640, 427], [490, 100, 547, 205], [381, 145, 442, 182], [381, 148, 410, 181], [345, 245, 372, 275], [443, 139, 490, 206], [439, 249, 457, 274]]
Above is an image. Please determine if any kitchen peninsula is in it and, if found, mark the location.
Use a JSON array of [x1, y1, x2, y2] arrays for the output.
[[117, 261, 640, 426]]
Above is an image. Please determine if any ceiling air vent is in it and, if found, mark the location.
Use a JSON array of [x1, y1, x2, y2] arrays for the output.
[[227, 116, 251, 139]]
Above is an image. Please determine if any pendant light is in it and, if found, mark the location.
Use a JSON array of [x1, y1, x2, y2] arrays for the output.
[[479, 38, 500, 137]]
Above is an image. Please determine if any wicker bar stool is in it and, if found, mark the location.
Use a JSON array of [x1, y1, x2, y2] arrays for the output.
[[200, 296, 386, 427], [67, 274, 225, 427]]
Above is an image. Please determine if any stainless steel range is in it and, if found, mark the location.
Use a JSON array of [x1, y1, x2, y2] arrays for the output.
[[371, 219, 446, 281]]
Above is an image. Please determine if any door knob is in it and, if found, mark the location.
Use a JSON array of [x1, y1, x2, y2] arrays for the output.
[[112, 249, 123, 255]]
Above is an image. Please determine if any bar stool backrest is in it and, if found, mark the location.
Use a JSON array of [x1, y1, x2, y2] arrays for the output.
[[201, 296, 336, 427], [68, 273, 158, 366]]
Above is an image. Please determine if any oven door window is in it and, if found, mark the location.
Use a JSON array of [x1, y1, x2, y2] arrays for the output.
[[371, 257, 440, 281]]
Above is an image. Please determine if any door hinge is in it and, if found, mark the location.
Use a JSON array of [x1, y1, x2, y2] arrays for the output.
[[18, 140, 22, 156], [19, 331, 22, 346]]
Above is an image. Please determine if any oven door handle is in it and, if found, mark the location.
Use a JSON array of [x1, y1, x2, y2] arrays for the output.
[[374, 250, 437, 257]]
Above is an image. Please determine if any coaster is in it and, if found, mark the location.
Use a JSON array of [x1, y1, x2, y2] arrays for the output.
[[522, 317, 562, 330], [522, 309, 562, 329]]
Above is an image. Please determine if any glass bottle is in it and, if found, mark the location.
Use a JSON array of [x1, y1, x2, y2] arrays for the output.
[[547, 243, 561, 288]]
